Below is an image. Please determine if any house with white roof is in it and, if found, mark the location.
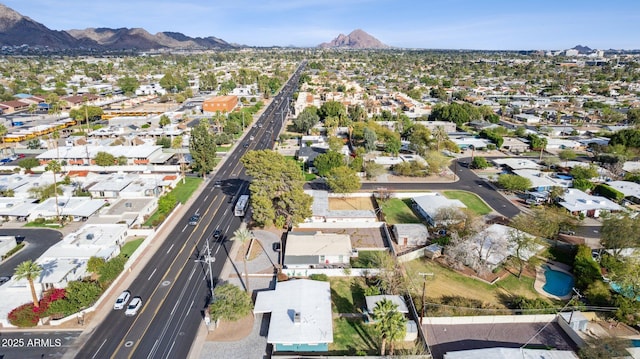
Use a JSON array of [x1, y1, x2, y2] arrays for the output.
[[253, 279, 333, 353], [305, 190, 377, 223], [37, 145, 165, 166], [392, 223, 429, 247], [29, 197, 106, 222], [606, 180, 640, 205], [284, 231, 355, 269], [492, 158, 542, 171], [511, 169, 572, 192], [558, 188, 624, 218], [36, 224, 128, 291], [411, 193, 466, 226], [514, 114, 541, 124]]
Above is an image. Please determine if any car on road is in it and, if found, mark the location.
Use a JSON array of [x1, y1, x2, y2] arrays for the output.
[[188, 214, 200, 225], [213, 229, 222, 241], [0, 276, 11, 285], [113, 290, 131, 310], [214, 180, 222, 187], [243, 143, 249, 148], [14, 234, 25, 244], [17, 154, 25, 159], [0, 158, 12, 164], [559, 229, 576, 236], [125, 296, 142, 316]]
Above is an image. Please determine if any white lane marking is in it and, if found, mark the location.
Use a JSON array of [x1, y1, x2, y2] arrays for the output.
[[147, 340, 160, 359], [91, 339, 108, 359], [181, 225, 188, 232], [166, 244, 174, 254], [204, 195, 209, 201], [148, 268, 157, 281]]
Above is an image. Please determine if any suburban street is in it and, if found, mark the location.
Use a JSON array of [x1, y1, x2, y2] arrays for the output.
[[70, 62, 305, 359]]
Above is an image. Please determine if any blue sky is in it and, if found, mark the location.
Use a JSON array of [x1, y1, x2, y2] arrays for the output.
[[4, 0, 639, 49]]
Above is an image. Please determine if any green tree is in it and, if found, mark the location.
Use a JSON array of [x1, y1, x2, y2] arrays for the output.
[[14, 260, 43, 308], [231, 228, 253, 292], [364, 161, 385, 179], [209, 283, 253, 322], [198, 72, 217, 92], [558, 149, 577, 167], [578, 337, 632, 359], [116, 76, 140, 95], [314, 151, 344, 177], [326, 166, 361, 194], [18, 157, 40, 171], [69, 106, 103, 122], [497, 174, 532, 192], [94, 152, 116, 166], [189, 122, 217, 178], [241, 150, 312, 227], [363, 127, 378, 152], [372, 298, 407, 356], [385, 136, 401, 156], [432, 125, 448, 151], [327, 136, 344, 153], [318, 100, 347, 121], [471, 156, 489, 169], [157, 193, 177, 214], [292, 107, 319, 134], [87, 256, 106, 274], [409, 125, 432, 156], [158, 114, 171, 128], [425, 151, 450, 174], [600, 213, 640, 259], [570, 164, 599, 180]]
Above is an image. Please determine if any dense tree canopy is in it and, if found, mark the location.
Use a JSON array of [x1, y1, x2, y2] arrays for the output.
[[326, 166, 361, 194], [189, 122, 218, 177], [241, 150, 312, 227]]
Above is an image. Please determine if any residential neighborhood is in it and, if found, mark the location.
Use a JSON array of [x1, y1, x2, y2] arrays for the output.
[[0, 41, 639, 359]]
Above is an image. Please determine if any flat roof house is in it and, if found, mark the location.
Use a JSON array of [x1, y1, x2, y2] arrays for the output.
[[558, 188, 623, 218], [411, 193, 466, 226], [253, 279, 333, 353], [284, 231, 354, 269]]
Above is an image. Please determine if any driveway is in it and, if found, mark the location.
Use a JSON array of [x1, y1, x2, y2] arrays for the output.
[[0, 228, 63, 278]]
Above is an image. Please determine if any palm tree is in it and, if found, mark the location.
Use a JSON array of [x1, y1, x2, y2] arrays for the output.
[[231, 228, 253, 293], [171, 135, 185, 184], [45, 160, 62, 224], [14, 260, 43, 308], [373, 298, 407, 356]]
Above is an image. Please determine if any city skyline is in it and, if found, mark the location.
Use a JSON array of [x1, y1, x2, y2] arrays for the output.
[[3, 0, 640, 50]]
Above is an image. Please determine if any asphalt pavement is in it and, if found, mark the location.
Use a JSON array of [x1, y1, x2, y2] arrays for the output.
[[0, 228, 63, 278]]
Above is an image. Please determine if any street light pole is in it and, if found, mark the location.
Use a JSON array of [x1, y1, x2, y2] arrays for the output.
[[418, 272, 434, 326]]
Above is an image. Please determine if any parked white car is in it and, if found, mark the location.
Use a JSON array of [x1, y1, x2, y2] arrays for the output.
[[113, 290, 131, 310]]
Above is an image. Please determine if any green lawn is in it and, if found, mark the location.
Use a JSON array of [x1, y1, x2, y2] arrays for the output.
[[120, 238, 144, 258], [378, 198, 421, 225], [330, 318, 378, 355], [330, 277, 368, 313], [172, 177, 203, 204], [442, 190, 492, 215], [404, 258, 545, 307]]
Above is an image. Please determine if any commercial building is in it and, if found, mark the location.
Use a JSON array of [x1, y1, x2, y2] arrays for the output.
[[202, 95, 238, 113]]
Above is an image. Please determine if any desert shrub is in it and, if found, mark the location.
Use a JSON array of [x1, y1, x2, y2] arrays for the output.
[[309, 273, 329, 281], [584, 280, 613, 306]]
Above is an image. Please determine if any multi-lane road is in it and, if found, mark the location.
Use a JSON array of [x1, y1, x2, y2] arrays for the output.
[[70, 61, 306, 359]]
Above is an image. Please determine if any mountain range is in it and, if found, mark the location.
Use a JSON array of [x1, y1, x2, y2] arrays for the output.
[[0, 4, 234, 50]]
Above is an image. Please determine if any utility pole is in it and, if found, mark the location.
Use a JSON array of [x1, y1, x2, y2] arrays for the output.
[[195, 238, 216, 300], [418, 272, 434, 326]]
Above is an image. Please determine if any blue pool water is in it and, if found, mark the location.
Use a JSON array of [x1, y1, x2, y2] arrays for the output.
[[610, 282, 640, 301], [556, 174, 573, 180], [542, 266, 574, 297], [632, 339, 640, 348]]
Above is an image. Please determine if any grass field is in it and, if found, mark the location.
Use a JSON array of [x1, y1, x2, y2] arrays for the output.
[[378, 198, 421, 225], [442, 190, 492, 215], [331, 318, 378, 355], [172, 177, 203, 204], [403, 258, 543, 306], [330, 277, 368, 313], [121, 238, 144, 258]]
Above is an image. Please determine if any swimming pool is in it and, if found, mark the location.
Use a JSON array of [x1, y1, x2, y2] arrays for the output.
[[542, 265, 574, 297]]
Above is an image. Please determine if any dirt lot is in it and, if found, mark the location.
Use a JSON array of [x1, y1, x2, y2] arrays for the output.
[[328, 197, 375, 211]]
